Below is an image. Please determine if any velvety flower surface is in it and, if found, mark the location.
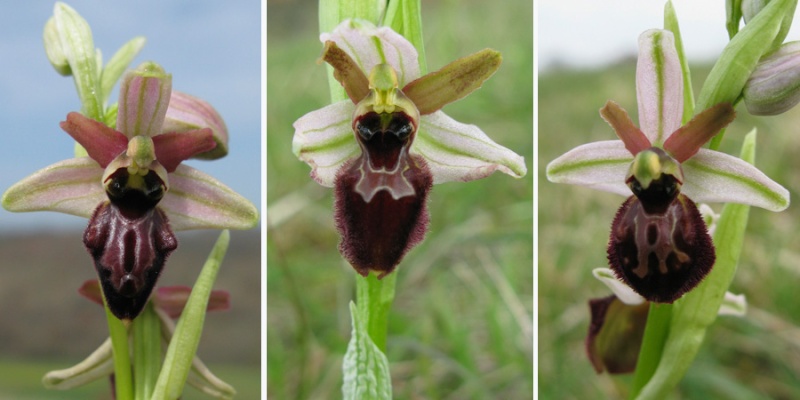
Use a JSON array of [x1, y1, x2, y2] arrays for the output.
[[293, 20, 526, 277], [546, 29, 788, 302], [2, 62, 258, 319]]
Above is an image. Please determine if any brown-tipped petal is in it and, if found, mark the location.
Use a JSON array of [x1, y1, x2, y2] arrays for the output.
[[321, 41, 370, 103], [600, 101, 651, 155], [78, 280, 104, 306], [586, 295, 649, 374], [402, 49, 502, 115], [663, 103, 736, 163], [60, 112, 128, 168], [152, 129, 217, 172], [153, 286, 230, 319]]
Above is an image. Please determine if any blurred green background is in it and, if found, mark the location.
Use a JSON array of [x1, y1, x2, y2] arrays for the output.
[[539, 60, 800, 398], [267, 0, 533, 398]]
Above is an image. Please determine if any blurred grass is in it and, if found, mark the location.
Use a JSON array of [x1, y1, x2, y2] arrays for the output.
[[539, 60, 800, 398], [267, 0, 532, 398], [0, 359, 260, 399]]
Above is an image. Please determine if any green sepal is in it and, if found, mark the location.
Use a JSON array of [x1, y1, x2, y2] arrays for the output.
[[152, 230, 230, 400]]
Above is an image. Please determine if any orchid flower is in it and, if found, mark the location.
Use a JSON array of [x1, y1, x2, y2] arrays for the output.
[[42, 280, 236, 399], [585, 205, 745, 374], [293, 20, 526, 277], [546, 29, 788, 303], [2, 62, 258, 320]]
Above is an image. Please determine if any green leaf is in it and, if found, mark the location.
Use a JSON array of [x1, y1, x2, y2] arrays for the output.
[[152, 230, 230, 400], [342, 301, 393, 400], [101, 36, 146, 105], [726, 0, 743, 39], [663, 0, 695, 122], [696, 0, 797, 148], [383, 0, 426, 74]]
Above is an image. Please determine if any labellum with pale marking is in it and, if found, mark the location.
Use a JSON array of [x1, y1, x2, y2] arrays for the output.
[[3, 61, 259, 320], [598, 100, 735, 303], [335, 65, 432, 278], [547, 29, 789, 303], [84, 160, 178, 320], [608, 147, 714, 303]]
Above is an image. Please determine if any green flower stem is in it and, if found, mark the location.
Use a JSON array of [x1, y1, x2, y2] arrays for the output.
[[133, 303, 161, 400], [629, 303, 671, 399], [355, 273, 397, 351], [105, 303, 133, 400]]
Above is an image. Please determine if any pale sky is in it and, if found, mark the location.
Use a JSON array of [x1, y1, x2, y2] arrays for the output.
[[539, 0, 800, 69]]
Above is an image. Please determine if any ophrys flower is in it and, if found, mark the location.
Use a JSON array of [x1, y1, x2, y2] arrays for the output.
[[2, 62, 258, 319], [546, 29, 789, 302], [293, 20, 526, 277]]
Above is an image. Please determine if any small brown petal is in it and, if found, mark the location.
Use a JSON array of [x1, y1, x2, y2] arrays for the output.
[[320, 40, 370, 104], [599, 101, 651, 155], [663, 103, 735, 163], [402, 49, 501, 115], [152, 128, 216, 172], [60, 112, 129, 168]]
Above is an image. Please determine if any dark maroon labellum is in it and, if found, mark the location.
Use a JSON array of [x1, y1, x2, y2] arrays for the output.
[[607, 186, 714, 303], [335, 111, 432, 278], [84, 169, 177, 319]]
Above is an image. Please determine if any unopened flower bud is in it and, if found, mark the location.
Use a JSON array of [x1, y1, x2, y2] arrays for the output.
[[744, 41, 800, 115], [43, 17, 71, 76]]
